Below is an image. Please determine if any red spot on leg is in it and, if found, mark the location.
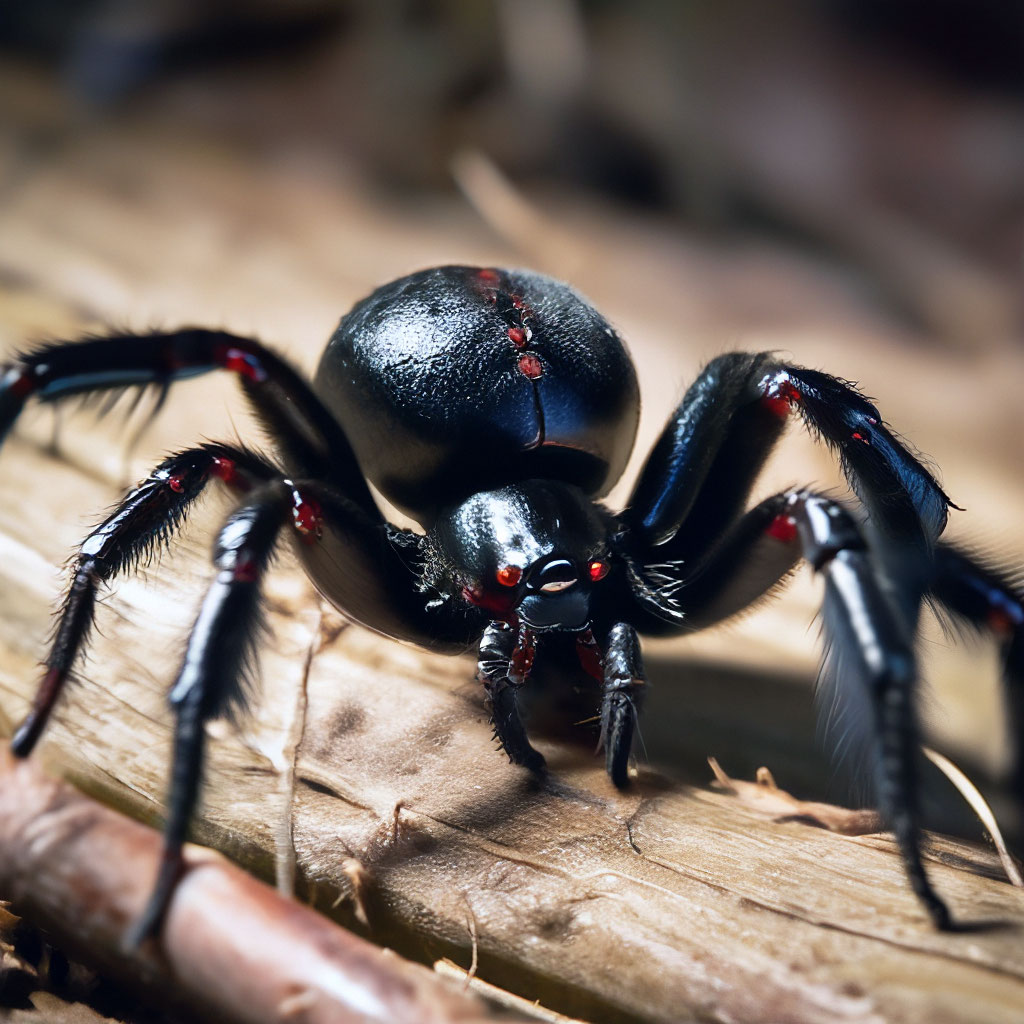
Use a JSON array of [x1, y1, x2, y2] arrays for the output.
[[211, 456, 240, 487], [4, 367, 36, 398], [510, 627, 536, 683], [517, 353, 543, 379], [575, 629, 603, 681], [851, 431, 870, 444], [292, 495, 323, 542], [767, 514, 798, 543], [167, 473, 186, 493], [761, 379, 802, 420], [988, 608, 1014, 637], [233, 556, 259, 583], [217, 346, 268, 383]]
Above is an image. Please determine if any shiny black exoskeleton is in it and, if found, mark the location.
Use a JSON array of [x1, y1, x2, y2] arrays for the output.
[[2, 265, 1022, 941]]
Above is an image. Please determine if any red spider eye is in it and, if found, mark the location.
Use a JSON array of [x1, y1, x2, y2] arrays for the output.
[[496, 565, 522, 587], [588, 560, 609, 581]]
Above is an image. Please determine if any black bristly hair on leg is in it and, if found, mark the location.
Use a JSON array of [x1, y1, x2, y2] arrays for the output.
[[11, 443, 279, 758], [927, 542, 1024, 800], [477, 620, 546, 773], [600, 623, 646, 787], [622, 484, 953, 928], [0, 328, 376, 508], [126, 482, 292, 946]]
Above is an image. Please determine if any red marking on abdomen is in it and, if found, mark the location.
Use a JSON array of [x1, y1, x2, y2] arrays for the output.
[[476, 268, 501, 283], [517, 353, 543, 379], [767, 514, 798, 543], [508, 327, 527, 347]]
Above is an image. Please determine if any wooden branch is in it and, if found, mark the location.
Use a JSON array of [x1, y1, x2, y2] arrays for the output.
[[0, 749, 522, 1024]]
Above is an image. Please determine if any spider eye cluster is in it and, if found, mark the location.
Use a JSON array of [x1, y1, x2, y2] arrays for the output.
[[495, 564, 522, 587], [494, 555, 609, 590]]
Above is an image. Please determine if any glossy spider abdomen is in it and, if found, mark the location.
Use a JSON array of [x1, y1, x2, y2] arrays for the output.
[[314, 265, 640, 520]]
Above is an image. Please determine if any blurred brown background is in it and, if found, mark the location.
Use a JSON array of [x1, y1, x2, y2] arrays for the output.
[[1, 0, 1023, 887]]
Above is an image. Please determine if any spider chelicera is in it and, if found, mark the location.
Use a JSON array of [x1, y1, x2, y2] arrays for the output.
[[1, 265, 1021, 941]]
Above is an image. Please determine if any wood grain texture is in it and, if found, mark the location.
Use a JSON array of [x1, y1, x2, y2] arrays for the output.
[[0, 750, 522, 1024]]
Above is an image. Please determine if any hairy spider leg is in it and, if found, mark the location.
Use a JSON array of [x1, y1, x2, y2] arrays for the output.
[[0, 328, 487, 945], [627, 352, 790, 558], [677, 520, 1024, 810], [0, 329, 375, 507], [618, 353, 961, 927], [10, 443, 279, 757], [126, 478, 324, 946], [621, 492, 799, 635], [789, 494, 948, 930], [929, 543, 1024, 799], [626, 351, 954, 562], [477, 621, 545, 773], [600, 623, 646, 786], [639, 489, 950, 928], [132, 472, 486, 945], [295, 488, 484, 650]]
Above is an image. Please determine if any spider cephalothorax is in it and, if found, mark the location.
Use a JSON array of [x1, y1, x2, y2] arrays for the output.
[[422, 481, 614, 630], [2, 264, 1022, 943]]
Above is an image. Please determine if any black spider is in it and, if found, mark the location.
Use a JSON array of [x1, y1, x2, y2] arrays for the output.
[[1, 265, 1021, 942]]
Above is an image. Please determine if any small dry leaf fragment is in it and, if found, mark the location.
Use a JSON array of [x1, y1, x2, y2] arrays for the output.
[[708, 757, 883, 835]]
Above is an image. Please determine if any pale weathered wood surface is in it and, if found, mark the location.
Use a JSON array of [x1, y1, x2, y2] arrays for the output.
[[1, 63, 1024, 1024]]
